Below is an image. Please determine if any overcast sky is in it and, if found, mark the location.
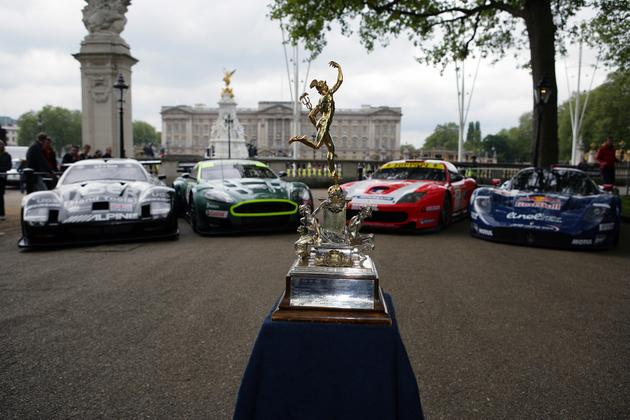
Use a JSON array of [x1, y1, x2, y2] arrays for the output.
[[0, 0, 606, 147]]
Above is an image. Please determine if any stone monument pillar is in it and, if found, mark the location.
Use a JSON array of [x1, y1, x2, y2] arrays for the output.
[[73, 0, 137, 158], [208, 70, 249, 159]]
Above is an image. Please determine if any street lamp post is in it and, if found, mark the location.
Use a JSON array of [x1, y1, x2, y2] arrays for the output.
[[113, 74, 129, 158], [224, 114, 233, 159], [532, 77, 553, 167]]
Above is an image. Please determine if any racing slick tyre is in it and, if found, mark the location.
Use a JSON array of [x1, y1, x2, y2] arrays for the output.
[[439, 193, 452, 230], [188, 196, 199, 233], [175, 194, 187, 217]]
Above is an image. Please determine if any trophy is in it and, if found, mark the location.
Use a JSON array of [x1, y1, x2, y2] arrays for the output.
[[272, 61, 391, 325]]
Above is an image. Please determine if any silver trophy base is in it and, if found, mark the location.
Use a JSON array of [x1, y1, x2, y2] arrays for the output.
[[272, 256, 391, 325]]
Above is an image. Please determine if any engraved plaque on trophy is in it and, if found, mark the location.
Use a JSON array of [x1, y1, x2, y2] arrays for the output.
[[273, 255, 390, 325]]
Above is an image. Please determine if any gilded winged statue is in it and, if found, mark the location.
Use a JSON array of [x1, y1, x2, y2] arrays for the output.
[[222, 69, 236, 97]]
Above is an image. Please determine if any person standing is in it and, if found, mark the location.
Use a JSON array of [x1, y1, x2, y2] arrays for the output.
[[26, 133, 54, 191], [0, 140, 12, 220], [79, 144, 92, 160], [61, 145, 80, 166], [596, 137, 617, 185], [43, 137, 59, 172], [102, 146, 113, 159], [465, 155, 479, 179]]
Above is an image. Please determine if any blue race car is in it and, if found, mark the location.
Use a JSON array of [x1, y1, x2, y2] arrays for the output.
[[469, 167, 621, 249]]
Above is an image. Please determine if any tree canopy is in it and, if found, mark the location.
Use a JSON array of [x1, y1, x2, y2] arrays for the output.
[[17, 106, 81, 153], [557, 69, 630, 160], [133, 121, 160, 146], [465, 121, 482, 152], [423, 122, 459, 150], [270, 0, 628, 167]]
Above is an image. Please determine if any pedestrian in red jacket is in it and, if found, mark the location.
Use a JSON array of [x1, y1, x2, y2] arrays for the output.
[[596, 137, 617, 185]]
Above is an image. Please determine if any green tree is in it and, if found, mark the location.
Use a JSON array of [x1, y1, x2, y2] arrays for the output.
[[558, 69, 630, 161], [423, 122, 459, 150], [465, 121, 481, 152], [590, 0, 630, 68], [17, 106, 81, 153], [133, 121, 159, 146], [480, 113, 532, 163], [270, 0, 627, 167], [480, 133, 515, 162]]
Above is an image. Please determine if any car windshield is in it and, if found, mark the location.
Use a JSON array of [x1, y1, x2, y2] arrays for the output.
[[62, 163, 148, 184], [372, 163, 446, 181], [200, 163, 277, 180], [510, 169, 599, 195]]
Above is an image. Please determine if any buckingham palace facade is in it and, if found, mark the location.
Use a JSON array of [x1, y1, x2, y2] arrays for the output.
[[161, 101, 402, 160]]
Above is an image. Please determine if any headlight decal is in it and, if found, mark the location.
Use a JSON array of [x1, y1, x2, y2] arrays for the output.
[[397, 191, 426, 204], [474, 196, 492, 213], [150, 201, 172, 216], [23, 207, 49, 223], [203, 190, 234, 203], [583, 205, 609, 222]]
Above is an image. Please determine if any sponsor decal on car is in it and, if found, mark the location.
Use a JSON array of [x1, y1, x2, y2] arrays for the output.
[[420, 219, 436, 224], [206, 210, 228, 218], [571, 238, 593, 245], [381, 161, 445, 170], [508, 223, 561, 232], [470, 211, 478, 220], [350, 202, 379, 210], [506, 212, 562, 223], [425, 205, 441, 212], [472, 223, 493, 236], [64, 213, 139, 223], [66, 196, 135, 206], [110, 203, 134, 212], [515, 195, 561, 210], [478, 228, 493, 236], [350, 195, 393, 209], [356, 195, 395, 201], [594, 235, 607, 244]]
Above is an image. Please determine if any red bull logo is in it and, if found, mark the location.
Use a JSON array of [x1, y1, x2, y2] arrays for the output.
[[515, 195, 561, 210]]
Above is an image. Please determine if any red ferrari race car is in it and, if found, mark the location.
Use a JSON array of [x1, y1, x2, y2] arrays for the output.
[[341, 160, 477, 230]]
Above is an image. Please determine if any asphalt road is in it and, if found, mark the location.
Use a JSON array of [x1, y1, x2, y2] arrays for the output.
[[1, 189, 629, 419]]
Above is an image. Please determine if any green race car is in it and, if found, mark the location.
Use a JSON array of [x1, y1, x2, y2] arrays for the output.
[[173, 159, 313, 234]]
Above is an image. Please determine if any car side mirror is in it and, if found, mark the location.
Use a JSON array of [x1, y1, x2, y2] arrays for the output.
[[278, 171, 288, 178], [601, 184, 614, 192], [491, 178, 502, 187]]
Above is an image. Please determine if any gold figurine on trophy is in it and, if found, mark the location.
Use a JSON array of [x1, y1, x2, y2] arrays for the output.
[[289, 61, 343, 181]]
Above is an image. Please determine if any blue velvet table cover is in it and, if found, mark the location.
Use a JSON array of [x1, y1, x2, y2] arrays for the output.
[[233, 294, 424, 420]]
